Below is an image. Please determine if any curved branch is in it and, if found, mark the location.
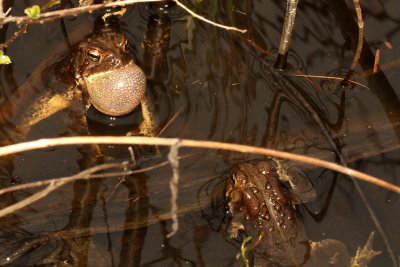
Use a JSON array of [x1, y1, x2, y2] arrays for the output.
[[0, 136, 398, 193]]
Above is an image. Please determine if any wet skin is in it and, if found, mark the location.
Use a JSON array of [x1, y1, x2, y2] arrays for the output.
[[22, 27, 155, 136], [71, 28, 146, 117], [225, 160, 380, 266]]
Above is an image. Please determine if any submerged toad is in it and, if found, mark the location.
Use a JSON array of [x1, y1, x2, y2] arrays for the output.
[[225, 160, 380, 266]]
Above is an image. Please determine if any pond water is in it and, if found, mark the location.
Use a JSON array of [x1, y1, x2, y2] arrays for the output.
[[0, 0, 399, 266]]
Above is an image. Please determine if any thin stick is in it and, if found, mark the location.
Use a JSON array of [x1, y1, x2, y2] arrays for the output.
[[0, 155, 199, 218], [288, 74, 369, 89], [0, 0, 4, 19], [275, 0, 299, 69], [0, 136, 398, 193], [0, 0, 56, 50], [0, 181, 64, 218], [350, 0, 364, 72], [0, 162, 131, 217], [0, 25, 27, 50], [157, 107, 184, 136], [166, 139, 181, 238], [373, 49, 380, 74], [172, 0, 247, 33], [278, 0, 299, 56], [0, 162, 130, 195], [0, 0, 246, 36], [0, 153, 196, 196], [0, 0, 162, 26], [342, 0, 364, 83]]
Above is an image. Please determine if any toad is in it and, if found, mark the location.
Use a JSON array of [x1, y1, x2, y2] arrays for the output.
[[225, 160, 381, 266], [72, 28, 146, 117], [20, 25, 155, 136]]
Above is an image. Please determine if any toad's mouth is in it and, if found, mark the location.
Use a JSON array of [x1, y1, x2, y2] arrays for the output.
[[84, 61, 146, 116]]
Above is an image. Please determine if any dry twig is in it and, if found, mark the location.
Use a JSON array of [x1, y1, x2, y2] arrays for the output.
[[275, 0, 299, 69], [0, 0, 246, 34], [289, 74, 369, 89], [0, 162, 132, 217], [0, 0, 162, 26], [0, 136, 398, 193], [373, 49, 380, 74], [172, 0, 246, 33], [343, 0, 364, 84], [278, 0, 299, 56], [0, 154, 201, 218], [0, 0, 4, 19]]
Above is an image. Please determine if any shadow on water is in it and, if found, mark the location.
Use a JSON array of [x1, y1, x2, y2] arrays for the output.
[[0, 0, 399, 266]]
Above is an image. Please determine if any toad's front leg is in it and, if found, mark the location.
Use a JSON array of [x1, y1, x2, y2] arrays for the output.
[[20, 92, 72, 127]]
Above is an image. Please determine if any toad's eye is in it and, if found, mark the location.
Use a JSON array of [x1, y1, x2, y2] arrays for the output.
[[87, 49, 101, 62]]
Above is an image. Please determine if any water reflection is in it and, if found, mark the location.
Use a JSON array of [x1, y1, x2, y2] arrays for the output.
[[0, 0, 399, 265]]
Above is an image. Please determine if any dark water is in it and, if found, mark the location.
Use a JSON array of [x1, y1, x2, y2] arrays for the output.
[[0, 0, 399, 266]]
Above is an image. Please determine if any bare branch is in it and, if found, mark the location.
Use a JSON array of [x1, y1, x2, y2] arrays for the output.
[[0, 25, 27, 50], [172, 0, 247, 33], [0, 154, 196, 218], [278, 0, 299, 56], [0, 136, 398, 193], [0, 181, 62, 218], [0, 162, 132, 217], [0, 0, 163, 26], [289, 74, 369, 89], [0, 162, 130, 196], [342, 0, 364, 84], [275, 0, 299, 69], [0, 0, 246, 36], [373, 49, 380, 74], [0, 0, 4, 18]]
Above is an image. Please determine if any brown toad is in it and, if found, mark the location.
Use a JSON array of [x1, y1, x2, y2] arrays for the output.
[[70, 27, 146, 116], [225, 160, 380, 266], [21, 25, 155, 136]]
